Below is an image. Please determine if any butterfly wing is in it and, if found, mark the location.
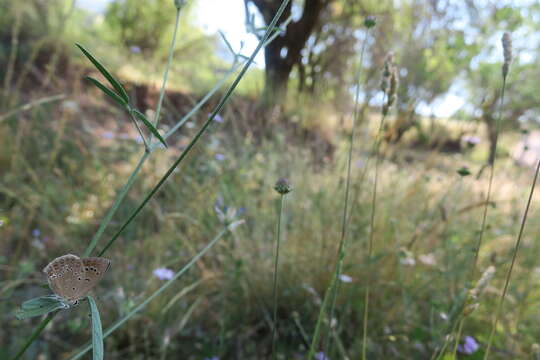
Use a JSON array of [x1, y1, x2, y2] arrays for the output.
[[80, 257, 111, 295], [43, 254, 86, 303]]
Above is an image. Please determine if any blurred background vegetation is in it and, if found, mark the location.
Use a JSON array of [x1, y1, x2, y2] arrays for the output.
[[3, 0, 540, 359]]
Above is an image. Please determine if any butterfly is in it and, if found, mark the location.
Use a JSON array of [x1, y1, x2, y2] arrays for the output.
[[43, 254, 110, 305]]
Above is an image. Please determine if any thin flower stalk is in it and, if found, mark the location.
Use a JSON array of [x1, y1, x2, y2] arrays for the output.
[[308, 19, 375, 359], [484, 159, 540, 359]]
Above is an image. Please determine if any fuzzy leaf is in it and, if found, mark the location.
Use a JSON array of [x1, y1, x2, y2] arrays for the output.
[[76, 43, 129, 104], [15, 296, 68, 320]]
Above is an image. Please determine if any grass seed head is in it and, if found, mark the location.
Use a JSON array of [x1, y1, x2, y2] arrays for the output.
[[502, 32, 512, 77]]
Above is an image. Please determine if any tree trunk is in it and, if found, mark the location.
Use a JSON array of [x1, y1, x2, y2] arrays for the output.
[[248, 0, 326, 107]]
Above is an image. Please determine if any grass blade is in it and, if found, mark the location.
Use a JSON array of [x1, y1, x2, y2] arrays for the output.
[[219, 30, 236, 57], [87, 296, 104, 360], [85, 76, 128, 108], [76, 43, 129, 104], [131, 109, 168, 148]]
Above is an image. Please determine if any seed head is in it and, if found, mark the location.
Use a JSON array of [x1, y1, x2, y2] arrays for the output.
[[380, 52, 394, 93], [382, 56, 399, 116], [274, 178, 292, 195], [501, 32, 512, 78]]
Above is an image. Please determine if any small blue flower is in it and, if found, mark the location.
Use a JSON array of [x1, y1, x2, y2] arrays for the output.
[[214, 197, 244, 225], [32, 229, 41, 238], [153, 267, 174, 281], [203, 357, 219, 360], [458, 336, 479, 355], [130, 45, 141, 54], [315, 352, 330, 360], [213, 114, 224, 123], [215, 153, 226, 161]]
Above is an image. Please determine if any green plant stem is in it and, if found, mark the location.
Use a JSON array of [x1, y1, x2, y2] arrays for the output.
[[447, 73, 508, 359], [0, 94, 66, 123], [362, 105, 388, 360], [128, 110, 150, 151], [484, 159, 540, 359], [471, 75, 507, 278], [271, 194, 285, 359], [150, 7, 181, 144], [97, 0, 290, 257], [11, 312, 55, 360], [84, 151, 149, 256], [308, 27, 370, 360], [68, 224, 237, 360], [323, 27, 371, 355]]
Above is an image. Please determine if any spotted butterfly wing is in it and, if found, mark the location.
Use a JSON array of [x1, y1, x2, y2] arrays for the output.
[[43, 254, 110, 304]]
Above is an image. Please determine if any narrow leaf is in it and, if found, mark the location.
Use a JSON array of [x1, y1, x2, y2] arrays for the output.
[[15, 296, 68, 320], [132, 109, 168, 148], [76, 43, 129, 104], [87, 296, 104, 360], [218, 31, 236, 57], [85, 77, 128, 108]]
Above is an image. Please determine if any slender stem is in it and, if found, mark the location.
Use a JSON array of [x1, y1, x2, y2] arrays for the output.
[[97, 0, 291, 257], [471, 75, 507, 278], [271, 195, 285, 359], [323, 28, 371, 355], [0, 94, 66, 123], [11, 313, 55, 360], [68, 224, 238, 360], [362, 102, 388, 360], [446, 73, 509, 358], [451, 319, 464, 357], [308, 27, 371, 360], [129, 110, 150, 151], [150, 7, 181, 144], [83, 151, 149, 256], [484, 159, 540, 359]]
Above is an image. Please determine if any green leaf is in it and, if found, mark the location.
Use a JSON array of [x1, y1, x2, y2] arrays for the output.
[[131, 109, 168, 148], [87, 296, 104, 360], [15, 296, 68, 320], [85, 77, 128, 108], [218, 31, 236, 57], [76, 43, 129, 104]]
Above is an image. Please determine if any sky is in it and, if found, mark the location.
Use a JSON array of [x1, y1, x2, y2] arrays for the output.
[[76, 0, 462, 117]]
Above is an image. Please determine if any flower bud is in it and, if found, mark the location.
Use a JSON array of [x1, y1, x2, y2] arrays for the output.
[[274, 178, 292, 195]]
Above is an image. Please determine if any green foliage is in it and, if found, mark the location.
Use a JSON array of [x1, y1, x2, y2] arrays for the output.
[[104, 0, 176, 54]]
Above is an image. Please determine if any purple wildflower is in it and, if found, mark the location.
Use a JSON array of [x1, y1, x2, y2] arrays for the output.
[[130, 46, 141, 54], [463, 135, 481, 147], [215, 153, 226, 161], [203, 357, 219, 360], [153, 267, 174, 281], [315, 352, 330, 360], [458, 336, 479, 355], [32, 229, 41, 237], [213, 114, 224, 123]]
